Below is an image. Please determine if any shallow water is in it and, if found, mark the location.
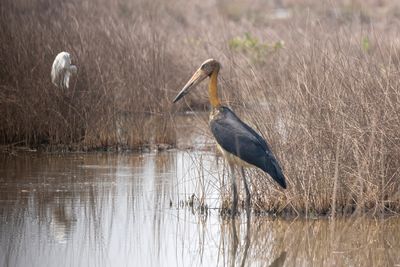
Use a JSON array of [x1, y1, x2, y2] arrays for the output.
[[0, 152, 399, 267]]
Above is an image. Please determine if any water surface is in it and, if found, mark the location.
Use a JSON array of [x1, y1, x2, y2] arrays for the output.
[[0, 152, 399, 267]]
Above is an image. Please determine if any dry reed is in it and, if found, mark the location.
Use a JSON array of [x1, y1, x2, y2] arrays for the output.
[[1, 0, 400, 215]]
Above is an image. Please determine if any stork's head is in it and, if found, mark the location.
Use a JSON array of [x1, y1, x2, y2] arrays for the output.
[[173, 59, 221, 103]]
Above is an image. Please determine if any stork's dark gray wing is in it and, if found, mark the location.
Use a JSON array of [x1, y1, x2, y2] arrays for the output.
[[210, 107, 286, 189]]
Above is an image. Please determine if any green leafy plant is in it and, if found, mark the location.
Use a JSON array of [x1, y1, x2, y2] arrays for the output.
[[362, 36, 370, 52], [228, 33, 284, 62]]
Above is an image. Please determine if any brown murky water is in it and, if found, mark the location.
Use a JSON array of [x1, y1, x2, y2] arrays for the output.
[[0, 152, 399, 267]]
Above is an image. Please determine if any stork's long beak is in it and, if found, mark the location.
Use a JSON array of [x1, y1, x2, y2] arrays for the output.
[[173, 68, 208, 103]]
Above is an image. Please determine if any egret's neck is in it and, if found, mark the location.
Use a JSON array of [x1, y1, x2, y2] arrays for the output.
[[208, 70, 221, 108]]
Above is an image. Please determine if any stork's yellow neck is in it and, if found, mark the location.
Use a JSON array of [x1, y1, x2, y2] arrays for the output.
[[208, 70, 221, 108]]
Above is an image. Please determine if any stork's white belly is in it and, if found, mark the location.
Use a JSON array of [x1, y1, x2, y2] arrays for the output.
[[216, 144, 254, 168]]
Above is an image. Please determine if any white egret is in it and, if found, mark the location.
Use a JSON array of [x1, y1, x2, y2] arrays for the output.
[[51, 52, 77, 89]]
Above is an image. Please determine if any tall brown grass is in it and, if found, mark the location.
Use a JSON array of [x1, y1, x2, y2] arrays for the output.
[[1, 0, 400, 215], [0, 0, 182, 150], [215, 2, 400, 216]]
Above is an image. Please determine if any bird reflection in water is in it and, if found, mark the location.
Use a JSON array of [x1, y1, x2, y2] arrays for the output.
[[48, 196, 76, 244], [229, 212, 286, 267]]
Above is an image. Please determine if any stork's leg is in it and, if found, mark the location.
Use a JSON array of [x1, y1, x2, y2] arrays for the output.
[[230, 218, 239, 267], [229, 164, 238, 217], [241, 167, 251, 215]]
